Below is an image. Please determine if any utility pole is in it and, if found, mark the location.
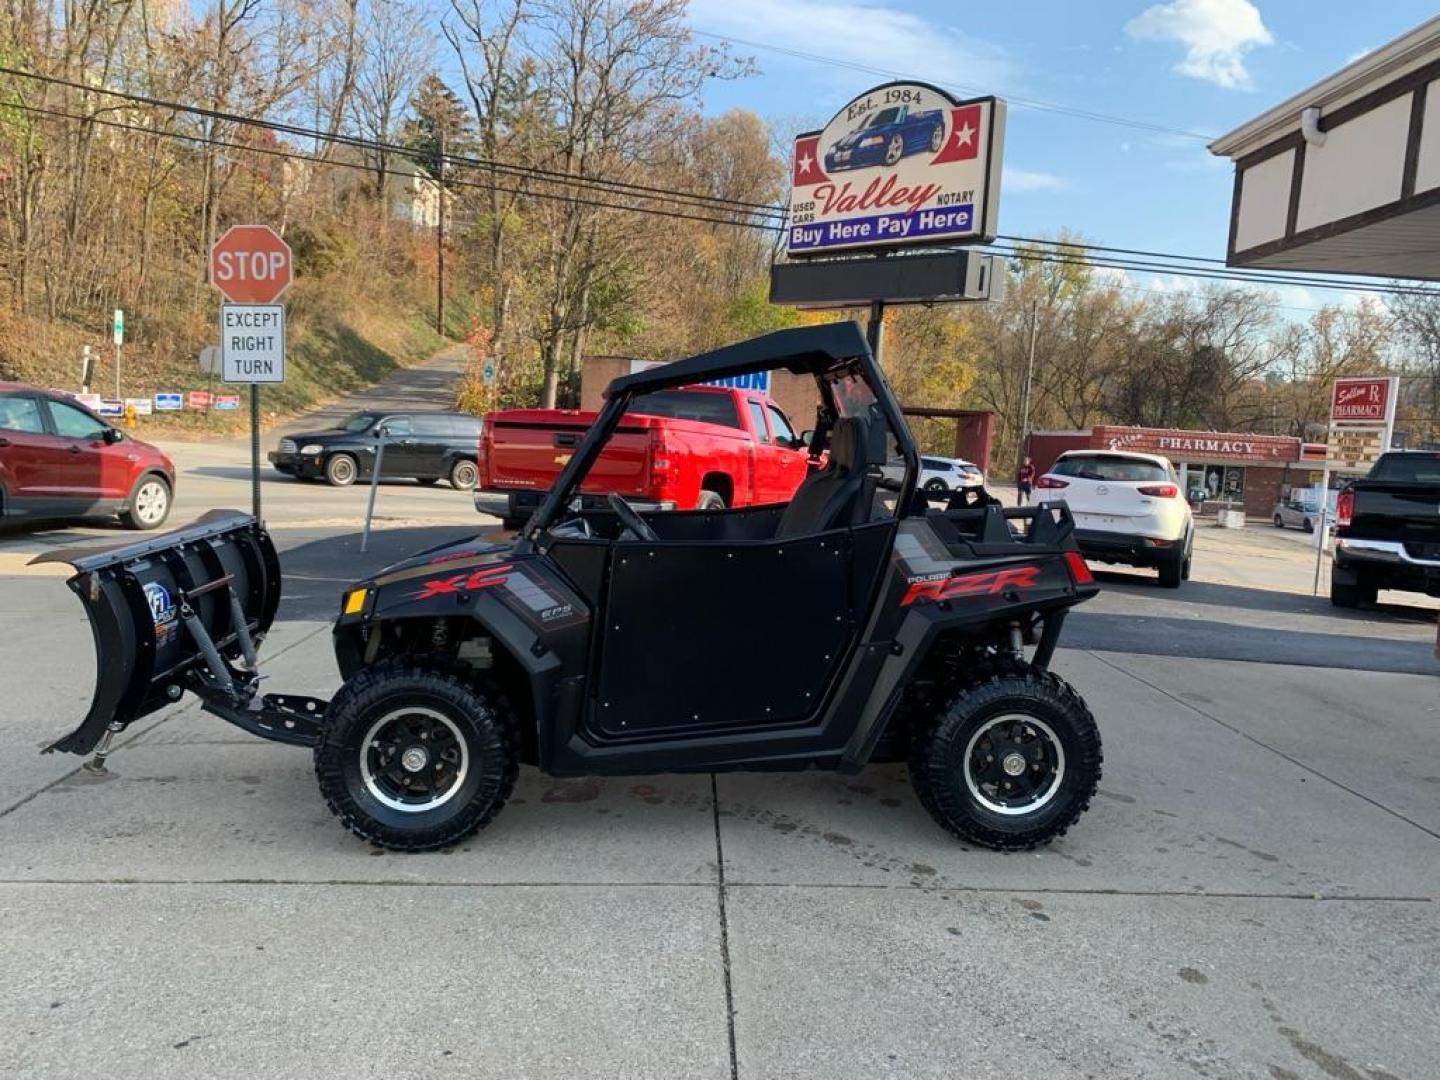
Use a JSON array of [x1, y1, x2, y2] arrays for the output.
[[1018, 297, 1039, 462], [436, 127, 446, 336]]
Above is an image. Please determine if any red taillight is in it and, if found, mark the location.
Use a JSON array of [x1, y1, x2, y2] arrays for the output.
[[1336, 489, 1354, 528], [650, 429, 676, 489], [1138, 484, 1179, 498], [1063, 550, 1094, 585], [1035, 476, 1068, 489]]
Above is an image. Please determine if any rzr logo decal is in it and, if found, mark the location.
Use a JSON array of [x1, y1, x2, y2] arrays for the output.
[[415, 564, 513, 600], [901, 565, 1041, 606]]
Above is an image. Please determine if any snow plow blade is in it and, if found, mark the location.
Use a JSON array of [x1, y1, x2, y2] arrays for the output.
[[32, 510, 282, 756]]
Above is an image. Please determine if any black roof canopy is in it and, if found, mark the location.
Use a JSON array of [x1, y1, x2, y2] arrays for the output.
[[604, 322, 869, 399]]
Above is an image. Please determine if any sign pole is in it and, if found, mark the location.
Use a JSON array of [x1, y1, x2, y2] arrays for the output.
[[1311, 464, 1330, 596], [360, 434, 386, 553], [250, 383, 262, 521], [865, 300, 885, 364]]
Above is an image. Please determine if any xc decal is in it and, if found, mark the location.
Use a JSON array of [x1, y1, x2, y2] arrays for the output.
[[414, 564, 513, 600], [901, 565, 1041, 606]]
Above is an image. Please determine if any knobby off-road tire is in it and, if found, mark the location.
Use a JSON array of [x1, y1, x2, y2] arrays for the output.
[[908, 665, 1101, 851], [314, 659, 519, 851]]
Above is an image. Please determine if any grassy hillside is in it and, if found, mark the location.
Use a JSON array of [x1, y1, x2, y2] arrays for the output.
[[0, 281, 451, 438]]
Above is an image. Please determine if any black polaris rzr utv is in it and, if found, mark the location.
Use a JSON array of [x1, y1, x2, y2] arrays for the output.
[[38, 322, 1103, 852]]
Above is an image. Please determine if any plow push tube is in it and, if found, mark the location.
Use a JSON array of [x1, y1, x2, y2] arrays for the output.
[[31, 510, 321, 757]]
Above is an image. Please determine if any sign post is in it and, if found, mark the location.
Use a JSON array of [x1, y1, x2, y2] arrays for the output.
[[210, 225, 293, 520], [112, 309, 124, 399]]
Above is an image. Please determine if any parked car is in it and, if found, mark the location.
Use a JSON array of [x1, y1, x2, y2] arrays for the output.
[[0, 382, 175, 530], [1330, 450, 1440, 608], [1271, 497, 1330, 533], [1036, 449, 1194, 588], [884, 454, 984, 493], [824, 105, 946, 171], [269, 410, 482, 489], [477, 385, 810, 527]]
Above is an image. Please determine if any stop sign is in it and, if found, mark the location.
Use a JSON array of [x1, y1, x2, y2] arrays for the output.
[[210, 225, 293, 304]]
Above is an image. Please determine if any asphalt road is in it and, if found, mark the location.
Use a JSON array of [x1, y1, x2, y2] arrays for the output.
[[0, 359, 1436, 1078]]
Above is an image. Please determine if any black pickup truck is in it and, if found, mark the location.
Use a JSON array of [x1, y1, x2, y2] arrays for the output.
[[1331, 451, 1440, 607]]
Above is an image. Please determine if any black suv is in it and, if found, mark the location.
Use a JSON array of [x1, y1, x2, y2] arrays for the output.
[[268, 410, 482, 489]]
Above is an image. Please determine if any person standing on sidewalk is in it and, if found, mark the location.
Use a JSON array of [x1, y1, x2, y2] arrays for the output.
[[1016, 457, 1036, 506]]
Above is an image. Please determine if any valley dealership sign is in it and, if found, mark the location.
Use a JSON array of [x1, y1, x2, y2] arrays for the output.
[[787, 82, 1006, 257]]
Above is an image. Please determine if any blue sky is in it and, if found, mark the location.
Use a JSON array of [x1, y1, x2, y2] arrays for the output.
[[685, 0, 1438, 313]]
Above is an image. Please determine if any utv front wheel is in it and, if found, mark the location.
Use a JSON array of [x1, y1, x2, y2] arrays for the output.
[[909, 667, 1101, 850], [314, 660, 518, 851]]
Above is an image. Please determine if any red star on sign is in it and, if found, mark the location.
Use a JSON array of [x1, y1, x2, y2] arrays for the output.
[[792, 135, 824, 186], [931, 105, 983, 164]]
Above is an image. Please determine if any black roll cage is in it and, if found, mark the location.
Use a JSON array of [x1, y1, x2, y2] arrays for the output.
[[516, 322, 920, 547]]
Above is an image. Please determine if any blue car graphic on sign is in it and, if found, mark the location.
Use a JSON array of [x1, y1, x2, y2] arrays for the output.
[[824, 105, 946, 172]]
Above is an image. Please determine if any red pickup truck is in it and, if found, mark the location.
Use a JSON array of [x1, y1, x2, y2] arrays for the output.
[[476, 385, 811, 526]]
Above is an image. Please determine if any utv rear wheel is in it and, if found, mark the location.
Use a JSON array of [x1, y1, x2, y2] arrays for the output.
[[314, 660, 518, 851], [909, 667, 1101, 850]]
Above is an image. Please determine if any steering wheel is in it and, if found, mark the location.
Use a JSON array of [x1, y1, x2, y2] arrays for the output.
[[607, 492, 659, 542]]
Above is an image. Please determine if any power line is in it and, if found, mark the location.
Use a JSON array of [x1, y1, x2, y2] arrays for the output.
[[9, 72, 1436, 302], [7, 62, 1418, 295], [0, 65, 788, 222], [7, 101, 779, 231], [690, 29, 1216, 141]]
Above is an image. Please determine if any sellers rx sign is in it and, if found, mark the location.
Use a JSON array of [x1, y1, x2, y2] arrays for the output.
[[787, 82, 1005, 257], [1330, 377, 1396, 425], [221, 304, 286, 383]]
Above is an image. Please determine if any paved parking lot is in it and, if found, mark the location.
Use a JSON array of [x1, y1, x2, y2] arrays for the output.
[[2, 356, 1436, 1078], [1, 510, 1436, 1079]]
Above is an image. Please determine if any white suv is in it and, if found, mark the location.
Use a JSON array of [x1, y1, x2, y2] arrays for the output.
[[1037, 450, 1194, 588]]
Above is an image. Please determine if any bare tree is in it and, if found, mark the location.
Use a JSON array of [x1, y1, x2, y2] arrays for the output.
[[353, 0, 431, 198]]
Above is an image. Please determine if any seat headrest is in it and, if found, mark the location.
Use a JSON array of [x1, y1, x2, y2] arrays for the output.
[[828, 417, 860, 472], [828, 414, 886, 473]]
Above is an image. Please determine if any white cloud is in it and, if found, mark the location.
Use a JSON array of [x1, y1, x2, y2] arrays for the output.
[[1124, 0, 1274, 89], [1004, 168, 1069, 193], [687, 0, 1016, 94]]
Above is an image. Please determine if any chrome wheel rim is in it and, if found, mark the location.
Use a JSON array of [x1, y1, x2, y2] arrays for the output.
[[133, 480, 168, 524], [453, 462, 477, 488], [361, 707, 469, 813], [331, 458, 354, 483], [963, 713, 1065, 816], [886, 136, 902, 164]]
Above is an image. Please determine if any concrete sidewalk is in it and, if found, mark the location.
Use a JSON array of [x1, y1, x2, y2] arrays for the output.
[[1, 632, 1435, 1079]]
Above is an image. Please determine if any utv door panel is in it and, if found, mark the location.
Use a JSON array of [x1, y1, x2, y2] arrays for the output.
[[590, 531, 853, 740]]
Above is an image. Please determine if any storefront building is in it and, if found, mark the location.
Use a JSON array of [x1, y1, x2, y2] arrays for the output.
[[1025, 426, 1314, 517]]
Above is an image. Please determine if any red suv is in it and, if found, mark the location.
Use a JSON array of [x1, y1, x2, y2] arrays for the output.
[[0, 383, 175, 530]]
